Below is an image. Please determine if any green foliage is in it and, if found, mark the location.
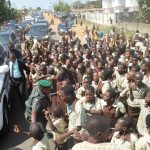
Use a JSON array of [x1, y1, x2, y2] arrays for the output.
[[0, 0, 22, 23], [72, 1, 84, 9], [94, 0, 102, 8], [36, 7, 41, 11], [54, 2, 71, 12], [137, 0, 150, 23], [72, 0, 102, 9]]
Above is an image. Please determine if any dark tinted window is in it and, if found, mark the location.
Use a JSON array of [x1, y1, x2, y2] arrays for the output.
[[0, 34, 9, 45], [28, 25, 47, 34], [0, 45, 6, 65], [10, 32, 16, 42]]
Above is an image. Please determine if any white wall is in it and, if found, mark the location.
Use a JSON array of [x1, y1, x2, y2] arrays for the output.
[[113, 0, 125, 7], [102, 0, 138, 12], [83, 11, 116, 26], [126, 0, 138, 7]]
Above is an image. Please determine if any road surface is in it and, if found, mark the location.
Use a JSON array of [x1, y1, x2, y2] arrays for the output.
[[0, 29, 61, 150]]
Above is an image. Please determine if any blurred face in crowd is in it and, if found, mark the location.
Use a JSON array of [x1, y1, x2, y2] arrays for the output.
[[103, 92, 112, 103], [86, 67, 93, 76], [130, 57, 138, 66], [40, 65, 47, 75], [66, 59, 71, 69], [54, 53, 59, 61], [32, 55, 38, 64], [59, 90, 71, 103], [85, 89, 95, 103], [93, 72, 99, 82], [134, 72, 143, 87], [118, 65, 126, 74], [109, 58, 117, 68], [125, 51, 131, 59], [96, 61, 103, 70], [40, 87, 51, 96], [9, 53, 16, 62], [83, 78, 91, 89], [127, 71, 135, 82], [115, 119, 125, 132], [141, 63, 149, 73]]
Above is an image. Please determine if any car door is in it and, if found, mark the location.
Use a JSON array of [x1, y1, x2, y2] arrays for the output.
[[0, 45, 10, 106]]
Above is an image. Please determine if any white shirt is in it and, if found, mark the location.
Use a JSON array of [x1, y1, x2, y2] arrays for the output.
[[32, 141, 47, 150], [31, 39, 40, 54], [32, 133, 53, 150], [9, 60, 22, 78], [135, 132, 150, 150]]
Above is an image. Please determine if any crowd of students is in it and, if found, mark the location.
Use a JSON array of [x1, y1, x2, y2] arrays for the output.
[[11, 18, 150, 150]]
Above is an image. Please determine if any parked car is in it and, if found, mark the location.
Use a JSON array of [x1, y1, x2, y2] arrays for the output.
[[65, 18, 74, 27], [37, 19, 49, 27], [57, 23, 72, 35], [19, 20, 32, 31], [3, 23, 22, 39], [25, 23, 50, 41], [24, 16, 35, 22], [0, 30, 21, 54], [4, 20, 17, 25], [0, 43, 11, 135]]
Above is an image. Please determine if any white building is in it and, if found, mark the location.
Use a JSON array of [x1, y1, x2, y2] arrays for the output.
[[79, 0, 138, 25], [102, 0, 138, 13]]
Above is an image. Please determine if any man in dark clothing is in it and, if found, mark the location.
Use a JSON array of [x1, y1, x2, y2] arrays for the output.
[[9, 53, 30, 110], [8, 42, 22, 60]]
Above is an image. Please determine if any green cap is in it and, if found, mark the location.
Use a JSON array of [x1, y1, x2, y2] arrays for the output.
[[38, 80, 52, 88]]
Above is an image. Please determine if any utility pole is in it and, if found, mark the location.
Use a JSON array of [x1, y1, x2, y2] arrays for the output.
[[78, 0, 80, 19]]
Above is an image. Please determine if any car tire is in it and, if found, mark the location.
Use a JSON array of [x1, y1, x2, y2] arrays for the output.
[[0, 101, 10, 136]]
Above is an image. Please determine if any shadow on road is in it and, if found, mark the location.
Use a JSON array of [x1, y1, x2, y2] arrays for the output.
[[0, 94, 30, 150]]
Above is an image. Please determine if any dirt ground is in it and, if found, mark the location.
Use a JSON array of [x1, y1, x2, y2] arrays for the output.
[[43, 13, 86, 43]]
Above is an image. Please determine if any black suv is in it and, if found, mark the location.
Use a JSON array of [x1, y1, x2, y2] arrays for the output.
[[0, 43, 11, 135], [0, 30, 21, 54]]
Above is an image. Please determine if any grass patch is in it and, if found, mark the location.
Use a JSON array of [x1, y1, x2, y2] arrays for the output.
[[77, 19, 136, 38]]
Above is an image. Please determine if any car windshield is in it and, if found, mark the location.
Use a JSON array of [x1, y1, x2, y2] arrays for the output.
[[38, 21, 47, 24], [20, 21, 29, 27], [59, 24, 66, 29], [5, 23, 14, 29], [28, 26, 47, 34], [0, 34, 9, 45]]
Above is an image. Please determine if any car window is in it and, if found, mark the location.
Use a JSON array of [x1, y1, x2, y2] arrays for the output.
[[59, 25, 66, 29], [0, 45, 6, 66], [11, 33, 16, 42], [0, 34, 9, 45], [28, 26, 47, 34]]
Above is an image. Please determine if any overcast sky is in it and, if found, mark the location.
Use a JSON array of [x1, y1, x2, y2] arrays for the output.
[[10, 0, 87, 9]]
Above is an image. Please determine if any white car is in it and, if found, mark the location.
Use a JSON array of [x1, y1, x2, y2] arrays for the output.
[[0, 43, 10, 135]]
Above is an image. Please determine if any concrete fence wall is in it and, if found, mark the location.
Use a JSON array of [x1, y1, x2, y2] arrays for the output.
[[117, 22, 150, 33], [80, 11, 150, 34]]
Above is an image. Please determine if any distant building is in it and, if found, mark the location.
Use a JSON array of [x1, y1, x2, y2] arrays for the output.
[[78, 0, 138, 25], [102, 0, 138, 13]]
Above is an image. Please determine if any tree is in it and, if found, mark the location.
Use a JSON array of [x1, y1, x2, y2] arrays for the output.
[[36, 7, 41, 11], [54, 2, 71, 12], [72, 1, 84, 9], [0, 0, 21, 23], [84, 0, 102, 8], [23, 6, 28, 14], [72, 0, 102, 9], [137, 0, 150, 23]]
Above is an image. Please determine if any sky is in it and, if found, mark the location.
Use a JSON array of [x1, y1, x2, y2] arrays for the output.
[[10, 0, 87, 9]]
